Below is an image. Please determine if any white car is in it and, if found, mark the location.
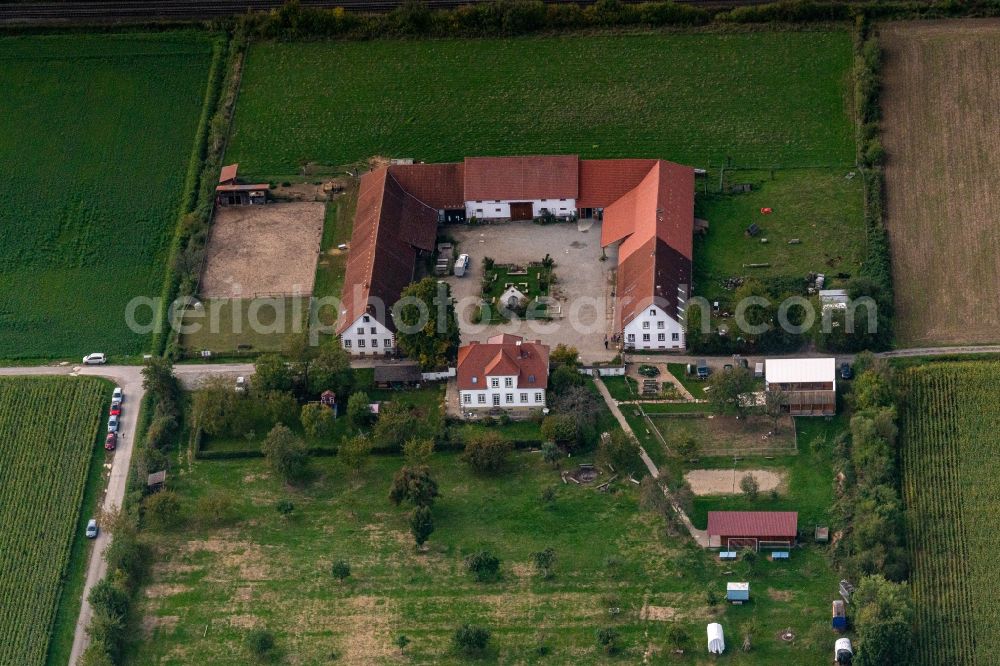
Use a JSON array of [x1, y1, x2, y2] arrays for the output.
[[85, 519, 98, 539], [112, 387, 123, 402], [82, 353, 106, 365], [454, 253, 470, 277], [107, 415, 119, 433]]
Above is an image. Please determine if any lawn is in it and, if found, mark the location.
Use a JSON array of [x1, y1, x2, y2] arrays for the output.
[[693, 168, 865, 301], [227, 31, 854, 178], [649, 413, 797, 457], [177, 296, 311, 358], [0, 377, 108, 666], [130, 451, 839, 664], [0, 33, 216, 359], [667, 363, 708, 398]]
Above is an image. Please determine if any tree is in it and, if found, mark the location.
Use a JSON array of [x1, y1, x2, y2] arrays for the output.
[[388, 466, 439, 507], [853, 576, 913, 666], [142, 356, 179, 405], [394, 634, 411, 654], [852, 361, 895, 412], [347, 391, 372, 431], [403, 437, 434, 466], [191, 376, 239, 436], [339, 434, 372, 473], [395, 277, 460, 370], [261, 424, 310, 484], [462, 430, 512, 474], [89, 578, 130, 620], [331, 560, 351, 582], [300, 402, 335, 440], [372, 401, 418, 452], [599, 430, 642, 474], [532, 547, 556, 579], [541, 441, 561, 467], [549, 343, 580, 367], [143, 490, 182, 529], [739, 473, 760, 500], [453, 624, 491, 655], [409, 505, 435, 547], [77, 642, 115, 666], [548, 364, 585, 394], [541, 414, 579, 449], [762, 387, 787, 432], [706, 367, 757, 418], [254, 354, 292, 393], [275, 499, 294, 518], [596, 627, 620, 655], [674, 435, 699, 460], [282, 332, 319, 394], [308, 343, 353, 397], [465, 550, 501, 582], [639, 476, 669, 515], [732, 278, 774, 345]]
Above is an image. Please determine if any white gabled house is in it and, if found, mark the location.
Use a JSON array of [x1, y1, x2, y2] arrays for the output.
[[622, 301, 687, 351], [339, 312, 396, 356], [456, 334, 550, 414]]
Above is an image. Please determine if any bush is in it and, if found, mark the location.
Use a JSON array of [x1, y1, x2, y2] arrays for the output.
[[410, 505, 435, 547], [388, 465, 440, 507], [596, 627, 620, 654], [462, 430, 512, 474], [261, 423, 311, 485], [142, 490, 183, 529], [541, 414, 579, 449], [740, 473, 760, 500], [466, 549, 501, 582], [275, 499, 295, 517], [246, 628, 275, 658], [331, 560, 351, 581], [453, 623, 491, 655]]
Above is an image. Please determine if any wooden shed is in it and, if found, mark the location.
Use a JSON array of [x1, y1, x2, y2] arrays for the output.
[[707, 511, 798, 551]]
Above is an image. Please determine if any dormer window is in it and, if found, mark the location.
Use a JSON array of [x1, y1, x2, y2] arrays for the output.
[[472, 376, 478, 384], [528, 374, 535, 383], [363, 315, 371, 323]]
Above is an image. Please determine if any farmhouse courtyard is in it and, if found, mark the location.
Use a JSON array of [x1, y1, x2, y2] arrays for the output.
[[444, 220, 618, 363]]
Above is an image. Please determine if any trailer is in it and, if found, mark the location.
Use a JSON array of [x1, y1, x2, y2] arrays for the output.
[[832, 600, 847, 632], [835, 637, 853, 664]]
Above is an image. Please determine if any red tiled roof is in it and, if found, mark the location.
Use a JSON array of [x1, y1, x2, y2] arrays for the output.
[[464, 156, 579, 201], [389, 162, 465, 210], [336, 167, 439, 334], [215, 183, 269, 192], [457, 335, 550, 391], [615, 236, 692, 330], [219, 163, 239, 184], [577, 159, 658, 208], [706, 512, 798, 538]]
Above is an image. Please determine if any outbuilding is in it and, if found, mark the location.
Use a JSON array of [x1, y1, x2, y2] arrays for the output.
[[707, 511, 798, 551], [764, 358, 837, 416], [374, 362, 423, 389], [726, 582, 750, 604]]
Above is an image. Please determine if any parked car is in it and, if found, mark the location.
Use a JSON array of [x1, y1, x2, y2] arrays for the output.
[[454, 253, 470, 277], [840, 362, 853, 380], [109, 403, 121, 417], [105, 432, 117, 451], [112, 386, 123, 402], [235, 376, 247, 393], [696, 359, 709, 380], [108, 415, 119, 433], [85, 519, 98, 539], [82, 353, 106, 365], [723, 363, 734, 372]]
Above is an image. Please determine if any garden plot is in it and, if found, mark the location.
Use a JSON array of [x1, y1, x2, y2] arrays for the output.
[[648, 414, 796, 458]]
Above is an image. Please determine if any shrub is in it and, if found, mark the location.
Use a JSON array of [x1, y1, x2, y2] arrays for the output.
[[410, 505, 435, 547], [596, 627, 620, 654], [388, 465, 440, 507], [532, 547, 556, 579], [740, 473, 760, 500], [466, 549, 501, 582], [142, 490, 183, 529], [453, 623, 491, 655], [462, 430, 512, 474], [275, 499, 295, 517], [331, 560, 351, 581], [261, 424, 311, 485], [246, 628, 275, 658]]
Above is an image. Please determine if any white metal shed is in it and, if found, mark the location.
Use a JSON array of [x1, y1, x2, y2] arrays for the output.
[[707, 622, 725, 654]]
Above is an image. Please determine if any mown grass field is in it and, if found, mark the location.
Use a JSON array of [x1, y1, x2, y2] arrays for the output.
[[131, 451, 838, 664], [899, 361, 1000, 665], [0, 377, 107, 666], [0, 33, 215, 359], [227, 31, 855, 178]]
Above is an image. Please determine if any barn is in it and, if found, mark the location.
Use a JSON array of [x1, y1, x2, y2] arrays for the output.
[[706, 511, 798, 551], [215, 163, 269, 206], [764, 357, 837, 416]]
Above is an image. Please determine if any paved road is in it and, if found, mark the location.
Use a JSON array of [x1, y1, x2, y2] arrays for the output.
[[0, 362, 251, 665]]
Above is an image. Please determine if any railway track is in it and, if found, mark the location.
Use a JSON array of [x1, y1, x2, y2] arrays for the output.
[[0, 0, 771, 25]]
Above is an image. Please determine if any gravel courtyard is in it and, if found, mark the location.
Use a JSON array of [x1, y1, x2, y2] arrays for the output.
[[443, 220, 618, 364], [201, 202, 325, 298]]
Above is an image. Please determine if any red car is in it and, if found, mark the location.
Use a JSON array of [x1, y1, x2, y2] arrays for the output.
[[105, 432, 117, 451], [110, 404, 121, 417]]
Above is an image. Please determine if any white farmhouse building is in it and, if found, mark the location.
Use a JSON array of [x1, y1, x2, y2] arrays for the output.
[[456, 334, 549, 414], [463, 156, 578, 221]]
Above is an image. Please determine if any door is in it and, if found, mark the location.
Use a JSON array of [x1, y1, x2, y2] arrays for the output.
[[509, 202, 533, 221]]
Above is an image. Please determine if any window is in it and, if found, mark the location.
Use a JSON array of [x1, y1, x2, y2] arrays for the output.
[[672, 332, 679, 341], [493, 394, 500, 406], [528, 374, 536, 383], [344, 340, 352, 348], [642, 321, 650, 329], [504, 377, 513, 388], [476, 208, 483, 214], [559, 198, 567, 202], [495, 208, 501, 213], [642, 334, 650, 342], [362, 315, 370, 323], [356, 327, 364, 335], [658, 333, 665, 342], [370, 327, 376, 334], [371, 339, 379, 348], [472, 376, 478, 385], [478, 394, 486, 404], [491, 378, 499, 388], [358, 339, 365, 348], [505, 393, 514, 404], [657, 321, 665, 329], [385, 339, 392, 347], [463, 394, 471, 404], [535, 392, 543, 403], [627, 333, 635, 342], [649, 309, 656, 316], [520, 393, 528, 403]]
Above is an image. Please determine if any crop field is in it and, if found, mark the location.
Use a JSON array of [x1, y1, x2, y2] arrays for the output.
[[0, 377, 107, 666], [227, 30, 855, 178], [899, 361, 1000, 665], [0, 33, 215, 359], [131, 451, 838, 664], [881, 21, 1000, 346]]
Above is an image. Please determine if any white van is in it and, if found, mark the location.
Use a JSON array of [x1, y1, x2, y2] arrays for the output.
[[454, 253, 470, 277]]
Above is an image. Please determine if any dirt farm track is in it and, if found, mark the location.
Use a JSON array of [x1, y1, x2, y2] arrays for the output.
[[881, 20, 1000, 347]]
